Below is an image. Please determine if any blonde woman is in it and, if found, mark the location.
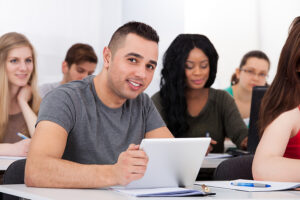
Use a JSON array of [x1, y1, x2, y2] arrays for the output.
[[0, 32, 40, 156]]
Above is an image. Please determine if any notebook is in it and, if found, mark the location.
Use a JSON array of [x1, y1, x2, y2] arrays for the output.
[[125, 138, 211, 189]]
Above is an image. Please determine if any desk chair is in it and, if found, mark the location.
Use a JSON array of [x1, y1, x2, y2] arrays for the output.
[[248, 86, 268, 154], [2, 159, 26, 200], [213, 155, 254, 180]]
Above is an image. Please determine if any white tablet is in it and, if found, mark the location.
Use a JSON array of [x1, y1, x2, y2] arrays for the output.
[[126, 137, 211, 188]]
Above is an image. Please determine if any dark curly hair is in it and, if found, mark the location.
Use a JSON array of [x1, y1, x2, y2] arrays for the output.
[[159, 34, 219, 137]]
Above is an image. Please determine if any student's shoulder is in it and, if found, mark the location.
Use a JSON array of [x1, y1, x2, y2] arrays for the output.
[[280, 106, 300, 122], [45, 76, 94, 100], [128, 92, 157, 111], [151, 91, 162, 103], [39, 82, 60, 96], [59, 76, 94, 93], [272, 107, 300, 133], [209, 88, 234, 102], [135, 92, 152, 104], [40, 81, 60, 89], [224, 86, 233, 96], [151, 91, 160, 99]]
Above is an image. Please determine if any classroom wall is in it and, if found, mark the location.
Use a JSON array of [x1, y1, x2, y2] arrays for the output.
[[184, 0, 260, 88], [0, 0, 299, 96], [0, 0, 107, 83], [121, 0, 185, 95]]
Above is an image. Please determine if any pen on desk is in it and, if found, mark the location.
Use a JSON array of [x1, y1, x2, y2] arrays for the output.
[[16, 132, 29, 140], [231, 182, 271, 188]]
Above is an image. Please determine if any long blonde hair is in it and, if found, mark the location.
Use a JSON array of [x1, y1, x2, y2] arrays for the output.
[[0, 32, 41, 140]]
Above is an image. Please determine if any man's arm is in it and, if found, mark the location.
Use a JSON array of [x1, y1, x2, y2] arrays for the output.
[[25, 121, 148, 188], [145, 126, 174, 138]]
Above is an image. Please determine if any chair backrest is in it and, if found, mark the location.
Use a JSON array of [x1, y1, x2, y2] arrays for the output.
[[2, 159, 26, 200], [213, 155, 254, 180], [247, 86, 268, 154]]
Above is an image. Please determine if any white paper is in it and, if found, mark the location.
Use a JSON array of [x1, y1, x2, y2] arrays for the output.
[[205, 153, 232, 159], [113, 187, 206, 197], [195, 179, 300, 192]]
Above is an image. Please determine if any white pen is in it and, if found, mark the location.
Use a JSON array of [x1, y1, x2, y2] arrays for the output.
[[16, 132, 29, 139]]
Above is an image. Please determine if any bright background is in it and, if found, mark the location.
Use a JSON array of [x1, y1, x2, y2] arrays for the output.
[[0, 0, 299, 96]]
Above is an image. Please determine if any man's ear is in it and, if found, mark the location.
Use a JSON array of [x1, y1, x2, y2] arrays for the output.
[[103, 47, 112, 69], [62, 61, 69, 74]]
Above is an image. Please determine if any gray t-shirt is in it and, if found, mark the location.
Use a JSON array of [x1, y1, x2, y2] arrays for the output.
[[37, 75, 165, 165], [39, 82, 61, 98]]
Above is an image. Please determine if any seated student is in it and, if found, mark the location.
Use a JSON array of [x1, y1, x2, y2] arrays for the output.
[[151, 34, 248, 153], [39, 43, 98, 97], [25, 22, 174, 188], [0, 32, 41, 156], [252, 16, 300, 182], [225, 51, 270, 126]]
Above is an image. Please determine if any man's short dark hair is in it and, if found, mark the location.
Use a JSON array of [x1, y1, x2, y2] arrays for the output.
[[65, 43, 98, 68], [108, 21, 159, 55]]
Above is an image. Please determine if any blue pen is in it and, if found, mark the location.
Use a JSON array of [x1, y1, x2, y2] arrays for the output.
[[231, 182, 271, 188], [16, 132, 29, 139]]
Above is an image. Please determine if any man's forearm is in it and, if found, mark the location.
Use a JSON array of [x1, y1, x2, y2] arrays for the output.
[[25, 156, 118, 188]]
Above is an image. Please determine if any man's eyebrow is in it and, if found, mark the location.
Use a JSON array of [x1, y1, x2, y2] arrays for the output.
[[125, 52, 157, 66], [125, 52, 143, 59]]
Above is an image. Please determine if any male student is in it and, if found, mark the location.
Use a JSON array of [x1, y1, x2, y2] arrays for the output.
[[25, 21, 174, 188], [39, 43, 98, 97]]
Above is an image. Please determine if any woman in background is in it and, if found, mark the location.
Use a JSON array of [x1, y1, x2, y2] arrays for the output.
[[0, 32, 40, 156], [152, 34, 248, 153], [252, 16, 300, 181], [225, 51, 270, 126]]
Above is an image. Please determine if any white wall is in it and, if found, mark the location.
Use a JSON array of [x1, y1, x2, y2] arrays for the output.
[[121, 0, 185, 95], [259, 0, 300, 82], [0, 0, 299, 96], [184, 0, 260, 88], [0, 0, 111, 84]]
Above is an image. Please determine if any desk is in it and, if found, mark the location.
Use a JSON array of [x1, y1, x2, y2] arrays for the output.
[[0, 156, 222, 171], [0, 184, 299, 200], [202, 158, 227, 168], [0, 156, 25, 171], [0, 159, 15, 171]]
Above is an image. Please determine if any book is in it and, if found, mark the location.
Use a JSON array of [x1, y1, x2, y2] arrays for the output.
[[112, 187, 214, 197]]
